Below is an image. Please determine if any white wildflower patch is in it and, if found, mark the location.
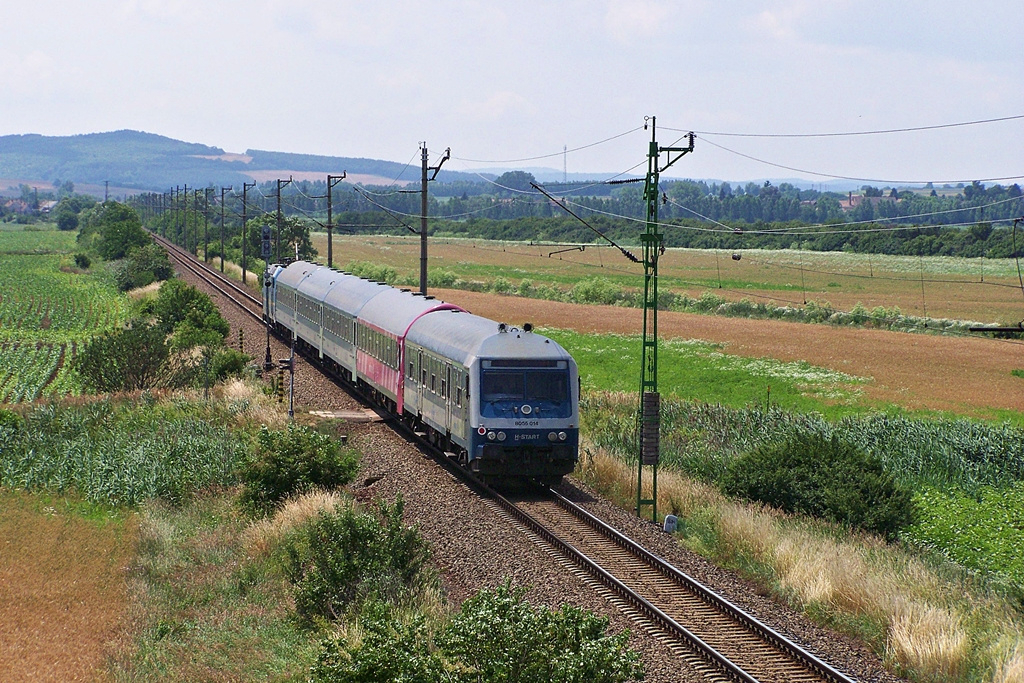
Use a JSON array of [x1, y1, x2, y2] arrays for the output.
[[662, 337, 869, 400]]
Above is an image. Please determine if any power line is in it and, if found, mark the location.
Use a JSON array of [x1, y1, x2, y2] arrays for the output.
[[697, 135, 1024, 185], [666, 113, 1024, 139], [452, 125, 643, 164]]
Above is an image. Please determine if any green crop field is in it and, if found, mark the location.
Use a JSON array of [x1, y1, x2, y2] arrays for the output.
[[0, 228, 129, 402]]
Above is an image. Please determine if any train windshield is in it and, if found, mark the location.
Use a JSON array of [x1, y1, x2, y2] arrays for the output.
[[480, 362, 571, 418]]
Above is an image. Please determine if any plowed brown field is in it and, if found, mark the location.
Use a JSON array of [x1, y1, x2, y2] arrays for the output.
[[0, 492, 134, 682], [434, 288, 1024, 416]]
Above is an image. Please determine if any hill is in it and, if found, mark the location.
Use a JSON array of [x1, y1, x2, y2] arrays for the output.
[[0, 130, 480, 193]]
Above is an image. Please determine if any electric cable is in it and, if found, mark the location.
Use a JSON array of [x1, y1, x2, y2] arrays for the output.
[[664, 113, 1024, 139]]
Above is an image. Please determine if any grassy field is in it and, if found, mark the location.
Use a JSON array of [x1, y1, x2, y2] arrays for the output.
[[0, 226, 129, 402], [316, 233, 1024, 326]]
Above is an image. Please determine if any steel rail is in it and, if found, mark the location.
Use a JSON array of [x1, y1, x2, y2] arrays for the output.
[[152, 233, 264, 323], [153, 238, 858, 683], [548, 489, 859, 683]]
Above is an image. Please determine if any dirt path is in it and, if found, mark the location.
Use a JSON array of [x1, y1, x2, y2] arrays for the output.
[[435, 288, 1024, 416], [0, 492, 134, 682]]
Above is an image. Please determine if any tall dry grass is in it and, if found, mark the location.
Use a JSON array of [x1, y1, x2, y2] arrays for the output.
[[211, 257, 260, 289], [242, 489, 348, 558], [575, 441, 1024, 683], [213, 378, 287, 428]]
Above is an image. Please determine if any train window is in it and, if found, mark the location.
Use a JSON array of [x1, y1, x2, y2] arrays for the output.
[[482, 372, 525, 400], [455, 386, 462, 407], [440, 376, 447, 398]]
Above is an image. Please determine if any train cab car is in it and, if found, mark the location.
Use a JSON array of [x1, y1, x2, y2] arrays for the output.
[[262, 263, 286, 323], [406, 314, 579, 486]]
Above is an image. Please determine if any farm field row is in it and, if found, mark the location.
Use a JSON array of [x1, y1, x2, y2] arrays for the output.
[[318, 233, 1024, 325], [0, 227, 128, 402]]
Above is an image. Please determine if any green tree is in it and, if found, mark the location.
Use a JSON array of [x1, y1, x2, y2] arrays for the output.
[[244, 214, 317, 262], [72, 321, 170, 392], [54, 205, 79, 231], [492, 170, 537, 195], [140, 278, 232, 351], [79, 201, 150, 259]]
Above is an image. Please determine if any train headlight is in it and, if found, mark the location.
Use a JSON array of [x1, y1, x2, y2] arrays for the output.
[[548, 431, 558, 442], [558, 431, 567, 441], [487, 431, 496, 441], [521, 404, 533, 415], [497, 431, 506, 442]]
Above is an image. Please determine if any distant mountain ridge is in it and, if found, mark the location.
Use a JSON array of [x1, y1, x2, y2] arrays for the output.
[[0, 130, 483, 191]]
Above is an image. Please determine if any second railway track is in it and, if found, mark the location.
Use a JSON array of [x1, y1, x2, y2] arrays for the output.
[[156, 236, 861, 683]]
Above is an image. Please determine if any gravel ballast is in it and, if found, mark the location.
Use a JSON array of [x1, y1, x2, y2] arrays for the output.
[[180, 264, 904, 682]]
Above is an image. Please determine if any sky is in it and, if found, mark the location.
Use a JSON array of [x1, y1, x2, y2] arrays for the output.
[[3, 0, 1023, 187]]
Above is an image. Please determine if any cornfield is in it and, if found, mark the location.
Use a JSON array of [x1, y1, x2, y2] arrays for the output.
[[0, 242, 129, 403], [0, 400, 248, 507]]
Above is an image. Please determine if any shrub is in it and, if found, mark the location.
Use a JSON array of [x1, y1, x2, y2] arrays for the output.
[[427, 269, 458, 288], [209, 348, 252, 380], [310, 601, 446, 682], [438, 583, 643, 683], [240, 424, 359, 514], [152, 278, 230, 350], [569, 277, 624, 305], [311, 584, 644, 683], [73, 253, 91, 269], [721, 432, 916, 539], [284, 496, 430, 622], [345, 260, 397, 284], [72, 321, 171, 392]]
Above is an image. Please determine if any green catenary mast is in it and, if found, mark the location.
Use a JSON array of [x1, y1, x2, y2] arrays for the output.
[[637, 117, 694, 522]]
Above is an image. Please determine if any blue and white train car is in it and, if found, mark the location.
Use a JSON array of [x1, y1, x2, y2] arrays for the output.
[[405, 312, 579, 484], [263, 261, 580, 485]]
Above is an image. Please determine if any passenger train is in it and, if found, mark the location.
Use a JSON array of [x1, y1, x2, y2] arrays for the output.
[[263, 261, 579, 485]]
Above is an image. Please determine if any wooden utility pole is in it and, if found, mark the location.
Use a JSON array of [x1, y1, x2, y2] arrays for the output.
[[241, 181, 256, 284], [276, 177, 293, 263], [418, 145, 449, 294], [220, 186, 231, 272], [326, 173, 346, 269]]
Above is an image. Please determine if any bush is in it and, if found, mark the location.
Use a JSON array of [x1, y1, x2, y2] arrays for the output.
[[72, 321, 171, 392], [73, 253, 90, 269], [310, 601, 446, 682], [152, 278, 230, 350], [209, 348, 252, 380], [569, 277, 625, 305], [311, 584, 644, 683], [285, 496, 430, 622], [440, 583, 644, 683], [721, 432, 916, 539], [240, 424, 359, 514], [344, 261, 397, 284]]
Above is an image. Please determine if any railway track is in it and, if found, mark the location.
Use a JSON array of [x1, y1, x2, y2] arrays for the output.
[[156, 237, 859, 683]]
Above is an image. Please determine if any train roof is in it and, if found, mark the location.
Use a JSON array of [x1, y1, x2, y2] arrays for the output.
[[407, 311, 573, 367], [273, 260, 321, 290], [357, 288, 464, 337], [322, 274, 390, 314]]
